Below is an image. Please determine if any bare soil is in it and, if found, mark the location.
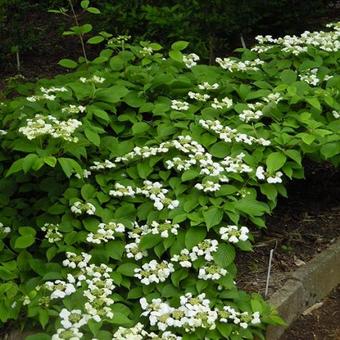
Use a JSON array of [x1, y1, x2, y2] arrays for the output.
[[237, 160, 340, 297], [282, 286, 340, 340]]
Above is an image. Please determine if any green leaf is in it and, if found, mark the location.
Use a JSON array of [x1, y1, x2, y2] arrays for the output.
[[22, 154, 39, 173], [132, 122, 150, 135], [209, 142, 230, 158], [117, 263, 139, 277], [105, 241, 125, 260], [169, 50, 183, 63], [87, 36, 104, 44], [19, 227, 36, 236], [320, 142, 340, 159], [171, 41, 189, 51], [181, 169, 200, 181], [81, 184, 96, 200], [284, 149, 302, 165], [80, 0, 89, 9], [6, 158, 24, 177], [95, 86, 129, 103], [280, 70, 297, 84], [58, 58, 78, 69], [139, 234, 162, 250], [203, 207, 223, 229], [185, 226, 207, 249], [58, 158, 82, 178], [266, 152, 287, 173], [234, 198, 269, 216], [43, 156, 57, 167], [260, 183, 277, 201], [15, 235, 35, 249], [213, 243, 235, 268], [86, 7, 101, 14]]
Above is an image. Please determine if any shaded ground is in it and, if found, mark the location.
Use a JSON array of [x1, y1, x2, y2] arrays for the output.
[[281, 286, 340, 340], [237, 160, 340, 296]]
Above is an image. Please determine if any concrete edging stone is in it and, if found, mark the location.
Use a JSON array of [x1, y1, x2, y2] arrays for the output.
[[266, 237, 340, 340]]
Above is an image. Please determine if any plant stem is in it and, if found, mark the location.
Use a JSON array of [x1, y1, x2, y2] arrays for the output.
[[16, 48, 21, 73], [67, 0, 88, 63]]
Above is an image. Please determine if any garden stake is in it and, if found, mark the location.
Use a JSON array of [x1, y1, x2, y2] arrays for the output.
[[240, 34, 246, 48], [265, 248, 274, 297]]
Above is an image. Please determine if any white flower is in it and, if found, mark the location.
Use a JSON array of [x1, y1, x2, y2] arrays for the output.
[[59, 309, 90, 329], [41, 223, 62, 243], [52, 327, 83, 340], [188, 91, 210, 102], [198, 82, 219, 90], [171, 100, 190, 111], [332, 110, 340, 119], [183, 53, 200, 68], [219, 225, 249, 243]]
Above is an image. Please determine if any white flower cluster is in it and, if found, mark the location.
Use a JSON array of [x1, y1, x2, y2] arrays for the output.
[[299, 68, 320, 86], [134, 260, 174, 285], [70, 201, 96, 215], [199, 119, 271, 146], [89, 159, 116, 171], [141, 46, 154, 56], [332, 110, 340, 119], [110, 181, 179, 211], [0, 222, 11, 236], [188, 91, 210, 102], [239, 109, 263, 123], [183, 53, 200, 68], [83, 263, 115, 321], [113, 323, 181, 340], [216, 57, 264, 72], [125, 220, 179, 260], [219, 306, 261, 329], [195, 181, 221, 192], [86, 222, 125, 244], [253, 24, 340, 55], [52, 327, 83, 340], [171, 239, 220, 270], [41, 86, 68, 94], [45, 280, 76, 300], [63, 252, 92, 269], [0, 130, 7, 136], [221, 153, 252, 174], [59, 308, 90, 329], [140, 293, 218, 332], [79, 75, 105, 84], [61, 104, 86, 114], [19, 114, 82, 142], [125, 239, 148, 260], [198, 82, 219, 90], [256, 166, 283, 183], [27, 86, 68, 102], [75, 169, 92, 179], [211, 97, 233, 109], [141, 294, 261, 334], [171, 100, 190, 111], [263, 92, 283, 104], [41, 223, 62, 243], [219, 225, 249, 243], [198, 264, 227, 281]]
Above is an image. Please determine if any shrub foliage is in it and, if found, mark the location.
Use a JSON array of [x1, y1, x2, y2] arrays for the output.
[[0, 20, 339, 339]]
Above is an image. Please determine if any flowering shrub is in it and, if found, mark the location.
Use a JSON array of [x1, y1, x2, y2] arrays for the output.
[[0, 22, 339, 340]]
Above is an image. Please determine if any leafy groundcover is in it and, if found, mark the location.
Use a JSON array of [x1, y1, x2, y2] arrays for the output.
[[0, 22, 339, 340]]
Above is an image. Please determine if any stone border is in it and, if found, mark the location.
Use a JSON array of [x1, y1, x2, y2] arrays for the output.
[[266, 237, 340, 340]]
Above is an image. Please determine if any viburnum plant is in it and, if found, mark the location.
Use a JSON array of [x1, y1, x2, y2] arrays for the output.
[[0, 16, 339, 340]]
